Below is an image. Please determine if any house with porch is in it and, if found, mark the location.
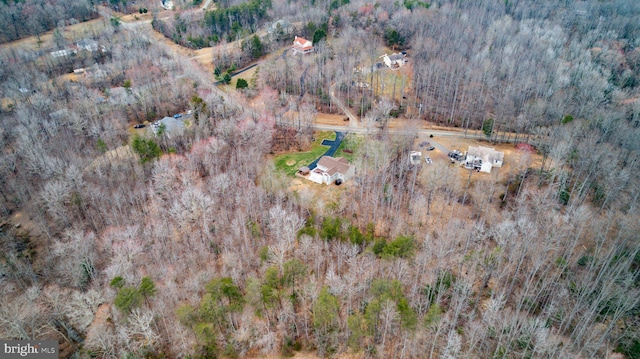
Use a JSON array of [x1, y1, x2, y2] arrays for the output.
[[292, 36, 314, 54], [306, 156, 354, 185]]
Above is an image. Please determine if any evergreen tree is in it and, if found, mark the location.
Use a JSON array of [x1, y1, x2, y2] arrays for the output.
[[236, 78, 248, 89]]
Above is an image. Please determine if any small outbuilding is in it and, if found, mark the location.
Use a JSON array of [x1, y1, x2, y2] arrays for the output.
[[409, 151, 422, 165], [50, 49, 77, 58], [298, 166, 310, 175], [161, 0, 174, 10]]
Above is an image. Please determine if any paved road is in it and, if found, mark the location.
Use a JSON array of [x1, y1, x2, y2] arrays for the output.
[[97, 9, 517, 144], [312, 123, 486, 139], [428, 140, 450, 154], [307, 132, 346, 170]]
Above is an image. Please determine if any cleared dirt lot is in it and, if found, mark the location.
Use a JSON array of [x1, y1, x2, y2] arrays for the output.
[[415, 132, 542, 184], [316, 113, 351, 126]]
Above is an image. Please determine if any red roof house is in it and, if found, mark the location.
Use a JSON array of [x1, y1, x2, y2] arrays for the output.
[[292, 36, 314, 54]]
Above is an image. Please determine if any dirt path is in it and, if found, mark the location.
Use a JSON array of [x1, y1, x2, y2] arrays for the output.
[[316, 113, 351, 126], [329, 83, 359, 128], [84, 303, 111, 348], [4, 211, 44, 239]]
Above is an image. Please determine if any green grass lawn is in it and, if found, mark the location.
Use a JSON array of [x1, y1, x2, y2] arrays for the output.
[[219, 66, 259, 93], [274, 131, 335, 176], [334, 134, 362, 163]]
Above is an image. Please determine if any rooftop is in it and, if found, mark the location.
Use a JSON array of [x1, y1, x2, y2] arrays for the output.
[[318, 156, 351, 175], [468, 146, 504, 163], [152, 116, 185, 137]]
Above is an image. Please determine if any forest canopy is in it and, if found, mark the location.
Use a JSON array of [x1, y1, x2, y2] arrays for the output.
[[0, 0, 96, 44], [0, 0, 639, 358]]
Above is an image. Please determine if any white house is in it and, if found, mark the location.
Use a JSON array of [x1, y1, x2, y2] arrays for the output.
[[307, 156, 354, 185], [77, 39, 99, 52], [464, 146, 504, 173], [161, 0, 174, 10], [409, 151, 422, 165], [292, 36, 314, 54], [381, 53, 406, 69]]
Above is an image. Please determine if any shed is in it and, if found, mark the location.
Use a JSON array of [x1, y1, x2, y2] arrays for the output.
[[299, 166, 310, 175]]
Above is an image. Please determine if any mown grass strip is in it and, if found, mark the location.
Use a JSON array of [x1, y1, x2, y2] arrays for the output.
[[274, 131, 335, 176]]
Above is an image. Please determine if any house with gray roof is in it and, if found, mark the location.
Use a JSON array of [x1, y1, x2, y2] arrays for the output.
[[307, 156, 354, 185], [381, 53, 407, 69], [152, 117, 185, 138]]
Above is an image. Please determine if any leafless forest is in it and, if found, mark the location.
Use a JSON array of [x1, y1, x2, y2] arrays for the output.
[[0, 0, 639, 358]]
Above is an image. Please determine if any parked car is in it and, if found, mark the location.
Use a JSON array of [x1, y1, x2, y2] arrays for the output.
[[173, 113, 182, 119], [426, 146, 435, 151], [425, 156, 432, 164], [133, 124, 145, 129], [448, 150, 465, 161]]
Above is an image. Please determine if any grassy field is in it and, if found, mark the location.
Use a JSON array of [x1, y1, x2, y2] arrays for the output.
[[374, 69, 410, 102], [233, 66, 259, 86], [274, 131, 335, 176], [334, 134, 361, 163], [217, 65, 259, 95]]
